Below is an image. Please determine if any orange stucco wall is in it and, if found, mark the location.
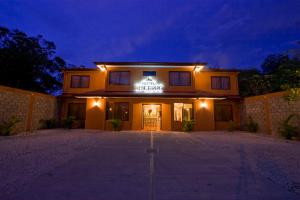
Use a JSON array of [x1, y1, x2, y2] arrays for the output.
[[62, 66, 239, 95], [85, 98, 106, 129]]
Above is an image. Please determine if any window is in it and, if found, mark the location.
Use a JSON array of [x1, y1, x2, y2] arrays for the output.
[[174, 103, 193, 122], [143, 71, 156, 76], [71, 75, 90, 88], [106, 102, 129, 121], [68, 103, 86, 120], [169, 71, 191, 86], [214, 104, 233, 121], [109, 71, 130, 85], [211, 76, 231, 90]]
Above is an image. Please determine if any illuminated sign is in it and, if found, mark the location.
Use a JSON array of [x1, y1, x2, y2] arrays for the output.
[[135, 76, 164, 93]]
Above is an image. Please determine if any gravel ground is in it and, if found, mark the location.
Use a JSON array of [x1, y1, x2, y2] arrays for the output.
[[0, 129, 299, 200]]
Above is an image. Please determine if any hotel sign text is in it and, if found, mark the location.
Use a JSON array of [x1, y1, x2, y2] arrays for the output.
[[135, 77, 164, 93]]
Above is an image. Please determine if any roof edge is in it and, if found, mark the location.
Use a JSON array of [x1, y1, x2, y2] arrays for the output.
[[94, 61, 207, 66]]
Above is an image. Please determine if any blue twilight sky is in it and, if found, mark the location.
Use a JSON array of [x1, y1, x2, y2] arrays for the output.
[[1, 0, 300, 69]]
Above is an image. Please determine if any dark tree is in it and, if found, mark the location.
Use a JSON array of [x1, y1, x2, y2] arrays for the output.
[[238, 69, 272, 97], [0, 27, 66, 93], [239, 54, 300, 97], [261, 54, 289, 74]]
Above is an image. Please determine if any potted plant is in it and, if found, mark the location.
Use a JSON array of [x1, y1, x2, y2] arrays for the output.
[[182, 120, 195, 132], [279, 114, 299, 140], [111, 118, 122, 131], [246, 116, 259, 133], [0, 116, 20, 136], [62, 116, 75, 129]]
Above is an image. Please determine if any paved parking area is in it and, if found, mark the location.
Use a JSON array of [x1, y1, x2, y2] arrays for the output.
[[0, 129, 300, 200]]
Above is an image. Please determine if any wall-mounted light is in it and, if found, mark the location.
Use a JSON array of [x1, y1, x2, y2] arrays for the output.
[[97, 64, 107, 72], [200, 101, 208, 109], [194, 65, 204, 73], [93, 101, 100, 107]]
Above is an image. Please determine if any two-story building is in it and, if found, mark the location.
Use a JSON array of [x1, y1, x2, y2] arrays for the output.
[[61, 62, 241, 131]]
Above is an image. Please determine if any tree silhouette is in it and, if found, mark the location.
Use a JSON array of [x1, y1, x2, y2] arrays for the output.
[[0, 26, 67, 94]]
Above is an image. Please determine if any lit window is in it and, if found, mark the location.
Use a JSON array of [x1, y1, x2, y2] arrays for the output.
[[174, 103, 193, 122]]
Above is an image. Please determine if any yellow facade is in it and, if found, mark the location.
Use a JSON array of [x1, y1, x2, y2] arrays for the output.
[[61, 63, 241, 131]]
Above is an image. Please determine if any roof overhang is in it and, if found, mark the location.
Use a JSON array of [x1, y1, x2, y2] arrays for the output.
[[61, 90, 241, 100]]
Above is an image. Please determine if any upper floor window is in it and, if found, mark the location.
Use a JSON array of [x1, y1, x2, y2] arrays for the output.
[[211, 76, 230, 90], [71, 75, 90, 88], [109, 71, 130, 85], [169, 71, 191, 86], [143, 71, 156, 76]]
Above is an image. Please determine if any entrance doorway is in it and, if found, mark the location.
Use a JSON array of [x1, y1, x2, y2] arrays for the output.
[[143, 104, 161, 131]]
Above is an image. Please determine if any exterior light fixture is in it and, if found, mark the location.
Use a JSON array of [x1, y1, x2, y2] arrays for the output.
[[200, 101, 207, 109], [194, 65, 204, 72], [93, 101, 100, 107], [97, 64, 107, 71]]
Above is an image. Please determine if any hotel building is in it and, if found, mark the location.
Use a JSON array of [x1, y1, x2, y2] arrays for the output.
[[61, 62, 241, 131]]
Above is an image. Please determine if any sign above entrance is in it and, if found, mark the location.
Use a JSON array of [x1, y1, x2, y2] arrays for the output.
[[135, 76, 164, 93]]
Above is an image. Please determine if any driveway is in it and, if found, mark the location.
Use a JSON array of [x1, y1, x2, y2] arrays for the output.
[[0, 130, 299, 200]]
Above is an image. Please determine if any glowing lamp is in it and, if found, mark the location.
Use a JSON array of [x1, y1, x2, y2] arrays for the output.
[[97, 65, 107, 71], [93, 101, 100, 107], [200, 102, 207, 109], [194, 65, 204, 72]]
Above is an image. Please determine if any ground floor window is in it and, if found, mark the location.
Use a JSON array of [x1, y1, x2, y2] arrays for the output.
[[106, 102, 129, 121], [68, 103, 86, 120], [214, 104, 233, 121], [174, 103, 193, 122]]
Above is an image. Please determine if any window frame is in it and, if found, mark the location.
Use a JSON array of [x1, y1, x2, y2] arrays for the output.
[[214, 104, 233, 122], [70, 75, 90, 88], [211, 76, 231, 90], [169, 71, 192, 86], [105, 102, 129, 121], [108, 71, 130, 85], [143, 71, 156, 76], [67, 103, 86, 120], [173, 103, 194, 122]]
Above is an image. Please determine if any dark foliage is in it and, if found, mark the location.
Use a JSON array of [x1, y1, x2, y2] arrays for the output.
[[239, 53, 300, 97], [182, 120, 195, 132], [0, 26, 67, 93], [261, 54, 289, 74]]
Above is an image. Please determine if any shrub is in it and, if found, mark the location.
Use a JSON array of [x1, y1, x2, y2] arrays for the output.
[[279, 114, 299, 140], [111, 119, 121, 131], [182, 120, 195, 132], [0, 116, 20, 136], [227, 120, 238, 132], [62, 116, 75, 129], [246, 116, 259, 133], [39, 118, 56, 129]]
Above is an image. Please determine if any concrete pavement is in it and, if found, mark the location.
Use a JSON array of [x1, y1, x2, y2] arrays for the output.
[[0, 129, 299, 200]]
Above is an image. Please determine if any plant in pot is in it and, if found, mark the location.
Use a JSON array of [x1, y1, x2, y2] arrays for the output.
[[62, 116, 75, 129], [0, 116, 20, 136], [111, 118, 122, 131], [182, 120, 195, 132], [227, 120, 238, 132], [246, 116, 259, 133], [279, 114, 299, 140]]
